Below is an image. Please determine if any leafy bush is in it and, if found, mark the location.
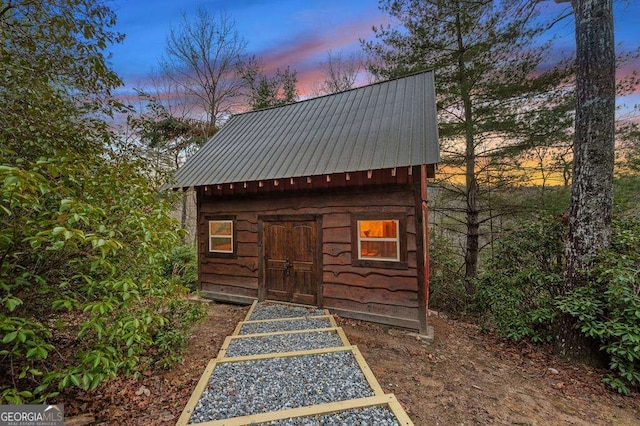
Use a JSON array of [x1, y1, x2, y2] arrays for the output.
[[0, 0, 205, 404], [0, 152, 206, 403], [163, 245, 199, 293], [428, 232, 467, 313], [612, 175, 640, 216], [474, 215, 564, 342], [557, 218, 640, 394], [154, 297, 206, 368]]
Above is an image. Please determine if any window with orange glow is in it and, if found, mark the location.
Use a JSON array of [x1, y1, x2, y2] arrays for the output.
[[357, 220, 400, 261], [209, 220, 233, 253]]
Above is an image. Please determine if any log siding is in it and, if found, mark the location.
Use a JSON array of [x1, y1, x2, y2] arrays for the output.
[[197, 185, 421, 329]]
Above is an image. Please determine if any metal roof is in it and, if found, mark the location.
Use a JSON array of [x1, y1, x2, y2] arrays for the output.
[[170, 70, 439, 188]]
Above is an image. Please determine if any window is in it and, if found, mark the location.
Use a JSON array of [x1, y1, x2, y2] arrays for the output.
[[357, 220, 400, 261], [351, 213, 408, 269], [208, 220, 233, 253]]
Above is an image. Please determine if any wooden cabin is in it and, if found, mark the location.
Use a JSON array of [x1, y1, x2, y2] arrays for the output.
[[170, 71, 440, 333]]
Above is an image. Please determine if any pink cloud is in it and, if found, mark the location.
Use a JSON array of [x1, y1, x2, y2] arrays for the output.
[[254, 14, 387, 95], [116, 12, 385, 106], [617, 60, 640, 95]]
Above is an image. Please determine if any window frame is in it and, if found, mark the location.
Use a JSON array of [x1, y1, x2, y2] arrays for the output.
[[351, 212, 408, 269], [357, 219, 401, 262], [204, 215, 237, 258]]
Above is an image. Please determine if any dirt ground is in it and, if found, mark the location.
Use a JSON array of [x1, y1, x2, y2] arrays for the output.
[[62, 301, 640, 425], [341, 314, 639, 426]]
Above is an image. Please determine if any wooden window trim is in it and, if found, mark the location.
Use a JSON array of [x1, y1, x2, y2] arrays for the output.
[[351, 212, 408, 270], [204, 215, 237, 258]]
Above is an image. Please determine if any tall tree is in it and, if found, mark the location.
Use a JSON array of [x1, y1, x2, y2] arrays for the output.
[[127, 91, 213, 241], [1, 0, 123, 162], [318, 50, 365, 94], [364, 0, 573, 286], [161, 7, 247, 130], [238, 56, 299, 110], [557, 0, 616, 361]]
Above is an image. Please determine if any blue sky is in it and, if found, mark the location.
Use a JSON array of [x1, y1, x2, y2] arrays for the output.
[[107, 0, 639, 105], [108, 0, 385, 95]]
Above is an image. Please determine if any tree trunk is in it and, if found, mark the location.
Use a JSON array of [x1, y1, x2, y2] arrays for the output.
[[556, 0, 615, 362], [181, 191, 188, 244], [455, 8, 480, 285], [464, 148, 479, 281]]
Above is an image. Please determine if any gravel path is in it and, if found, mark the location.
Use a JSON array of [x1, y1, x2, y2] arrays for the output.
[[260, 405, 400, 425], [186, 302, 406, 425], [226, 331, 344, 357], [239, 318, 332, 335], [189, 352, 374, 423], [249, 303, 325, 320]]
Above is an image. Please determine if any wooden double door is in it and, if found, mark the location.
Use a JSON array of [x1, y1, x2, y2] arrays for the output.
[[262, 217, 319, 305]]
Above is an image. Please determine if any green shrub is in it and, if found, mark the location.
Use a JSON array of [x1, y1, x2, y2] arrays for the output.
[[557, 218, 640, 394], [428, 232, 467, 313], [474, 215, 564, 342], [163, 245, 199, 293], [612, 175, 640, 215], [0, 153, 206, 403], [0, 0, 206, 404], [153, 292, 206, 368]]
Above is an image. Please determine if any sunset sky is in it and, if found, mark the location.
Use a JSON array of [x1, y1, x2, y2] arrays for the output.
[[108, 0, 639, 108]]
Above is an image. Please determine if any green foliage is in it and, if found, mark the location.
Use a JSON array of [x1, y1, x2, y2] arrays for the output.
[[475, 216, 564, 342], [129, 91, 215, 166], [1, 0, 204, 403], [515, 185, 571, 216], [154, 297, 206, 368], [239, 57, 299, 110], [364, 0, 574, 281], [162, 245, 199, 293], [0, 148, 206, 402], [428, 232, 467, 313], [557, 218, 640, 394], [612, 175, 640, 216]]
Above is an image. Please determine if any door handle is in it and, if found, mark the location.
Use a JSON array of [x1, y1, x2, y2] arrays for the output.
[[284, 258, 293, 276]]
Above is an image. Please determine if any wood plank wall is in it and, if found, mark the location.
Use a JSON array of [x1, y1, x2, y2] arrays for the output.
[[198, 185, 420, 328]]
